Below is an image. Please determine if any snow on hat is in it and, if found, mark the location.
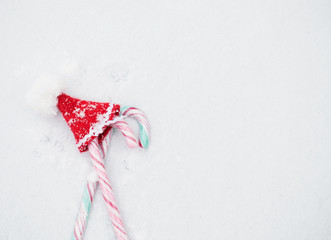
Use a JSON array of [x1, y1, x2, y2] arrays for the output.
[[26, 75, 120, 152]]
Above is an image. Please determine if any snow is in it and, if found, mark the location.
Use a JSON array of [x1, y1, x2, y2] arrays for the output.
[[1, 0, 331, 239]]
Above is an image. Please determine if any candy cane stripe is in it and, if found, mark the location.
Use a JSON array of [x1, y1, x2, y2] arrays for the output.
[[87, 184, 93, 202], [74, 229, 79, 240], [89, 138, 128, 240], [113, 121, 138, 148]]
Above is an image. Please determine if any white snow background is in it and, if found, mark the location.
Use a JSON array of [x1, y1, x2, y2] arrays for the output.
[[1, 0, 331, 239]]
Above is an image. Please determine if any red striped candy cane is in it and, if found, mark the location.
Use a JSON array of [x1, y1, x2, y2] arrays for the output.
[[73, 118, 141, 240], [121, 107, 150, 148], [113, 120, 139, 149], [89, 138, 129, 240], [73, 129, 114, 240], [73, 181, 97, 240]]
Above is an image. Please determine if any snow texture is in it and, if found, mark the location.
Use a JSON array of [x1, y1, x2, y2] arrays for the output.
[[1, 0, 331, 239]]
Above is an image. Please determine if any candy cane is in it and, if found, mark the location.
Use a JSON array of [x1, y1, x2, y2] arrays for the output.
[[72, 128, 114, 240], [72, 181, 97, 240], [72, 108, 149, 240], [121, 106, 150, 149], [113, 120, 139, 149], [89, 138, 129, 240]]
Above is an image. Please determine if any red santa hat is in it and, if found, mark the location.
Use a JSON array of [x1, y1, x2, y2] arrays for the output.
[[26, 75, 120, 152]]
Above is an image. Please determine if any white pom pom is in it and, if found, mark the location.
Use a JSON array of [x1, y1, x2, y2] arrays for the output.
[[26, 75, 64, 116]]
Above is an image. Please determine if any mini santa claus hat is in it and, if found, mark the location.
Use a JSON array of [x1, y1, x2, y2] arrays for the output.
[[27, 75, 120, 152]]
